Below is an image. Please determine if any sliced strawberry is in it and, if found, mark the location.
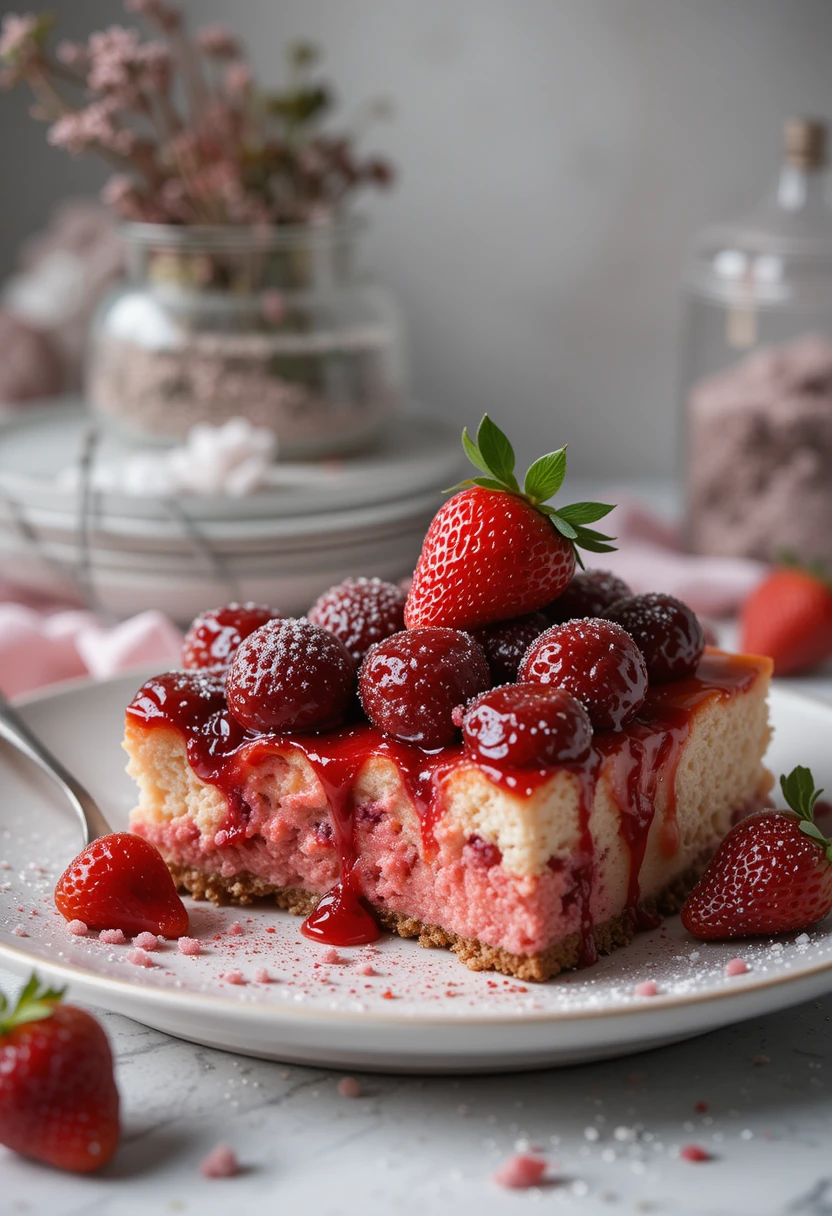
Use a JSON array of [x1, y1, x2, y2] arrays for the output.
[[0, 975, 120, 1173], [404, 416, 615, 631], [55, 832, 189, 938], [739, 565, 832, 676], [682, 766, 832, 938]]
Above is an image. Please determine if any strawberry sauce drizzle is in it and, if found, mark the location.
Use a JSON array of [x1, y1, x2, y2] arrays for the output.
[[126, 650, 762, 955]]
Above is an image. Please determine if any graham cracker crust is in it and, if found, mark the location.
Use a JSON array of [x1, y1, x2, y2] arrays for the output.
[[168, 861, 705, 983]]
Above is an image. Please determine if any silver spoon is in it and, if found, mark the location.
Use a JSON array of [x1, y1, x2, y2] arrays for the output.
[[0, 689, 112, 847]]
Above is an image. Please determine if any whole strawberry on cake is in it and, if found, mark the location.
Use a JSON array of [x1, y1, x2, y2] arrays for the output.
[[123, 418, 773, 980]]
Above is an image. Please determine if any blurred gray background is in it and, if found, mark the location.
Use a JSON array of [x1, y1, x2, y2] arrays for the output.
[[2, 0, 831, 476]]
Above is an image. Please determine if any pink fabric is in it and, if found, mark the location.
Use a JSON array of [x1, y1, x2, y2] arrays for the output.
[[0, 583, 182, 698], [585, 499, 767, 618]]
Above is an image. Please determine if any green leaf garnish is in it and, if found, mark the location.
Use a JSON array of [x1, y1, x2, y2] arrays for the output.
[[448, 415, 616, 563], [780, 765, 832, 863], [0, 973, 65, 1037]]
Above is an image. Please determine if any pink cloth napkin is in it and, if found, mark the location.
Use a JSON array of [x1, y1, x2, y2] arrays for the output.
[[585, 499, 767, 618], [0, 581, 182, 698]]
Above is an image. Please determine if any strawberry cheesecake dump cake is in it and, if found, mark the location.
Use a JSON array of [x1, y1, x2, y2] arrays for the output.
[[122, 418, 773, 980]]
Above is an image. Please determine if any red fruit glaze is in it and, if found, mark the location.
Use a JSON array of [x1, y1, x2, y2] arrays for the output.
[[308, 577, 407, 665], [182, 602, 282, 670], [404, 487, 576, 631], [546, 568, 632, 623], [519, 618, 648, 731], [462, 684, 593, 768], [55, 833, 190, 937], [603, 593, 705, 683], [472, 612, 548, 683], [359, 627, 490, 748], [681, 810, 832, 938], [226, 618, 354, 732], [740, 567, 832, 676], [0, 999, 119, 1173]]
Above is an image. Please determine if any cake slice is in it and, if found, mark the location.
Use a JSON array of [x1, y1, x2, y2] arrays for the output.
[[124, 649, 772, 981]]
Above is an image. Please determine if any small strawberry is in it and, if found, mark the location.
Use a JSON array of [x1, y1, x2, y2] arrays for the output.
[[404, 416, 615, 631], [0, 974, 120, 1173], [682, 766, 832, 939], [55, 832, 189, 938], [739, 563, 832, 676]]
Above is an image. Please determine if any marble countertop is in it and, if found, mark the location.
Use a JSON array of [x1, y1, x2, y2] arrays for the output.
[[6, 673, 832, 1216]]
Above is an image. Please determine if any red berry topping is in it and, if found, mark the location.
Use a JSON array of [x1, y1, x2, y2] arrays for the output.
[[226, 618, 354, 732], [472, 612, 548, 683], [546, 568, 632, 623], [462, 684, 592, 768], [182, 602, 282, 671], [603, 593, 705, 683], [358, 627, 490, 748], [518, 618, 648, 731], [308, 577, 407, 664], [404, 415, 614, 631], [682, 766, 832, 939], [0, 977, 120, 1173], [55, 832, 190, 937]]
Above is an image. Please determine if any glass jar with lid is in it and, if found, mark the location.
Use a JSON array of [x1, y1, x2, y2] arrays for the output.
[[682, 118, 832, 566]]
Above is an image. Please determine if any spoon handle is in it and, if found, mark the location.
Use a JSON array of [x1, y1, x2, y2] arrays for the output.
[[0, 691, 112, 847]]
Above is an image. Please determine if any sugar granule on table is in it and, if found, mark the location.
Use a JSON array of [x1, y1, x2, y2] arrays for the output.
[[725, 958, 750, 977], [67, 919, 88, 936], [133, 931, 159, 951], [126, 947, 154, 968], [493, 1154, 549, 1189], [178, 936, 201, 956], [634, 980, 659, 997], [200, 1143, 240, 1179], [99, 928, 126, 945], [337, 1076, 361, 1098]]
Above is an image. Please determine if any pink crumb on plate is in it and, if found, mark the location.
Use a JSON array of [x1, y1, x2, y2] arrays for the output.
[[357, 963, 376, 977], [337, 1076, 361, 1098], [493, 1154, 548, 1189], [229, 922, 243, 935], [67, 920, 88, 937], [725, 957, 750, 977], [679, 1144, 712, 1162], [99, 928, 126, 945], [200, 1142, 240, 1178], [254, 968, 271, 983], [322, 948, 343, 964], [12, 925, 27, 937], [634, 980, 659, 997], [126, 947, 153, 968], [133, 932, 159, 951], [178, 936, 201, 956], [223, 970, 245, 985]]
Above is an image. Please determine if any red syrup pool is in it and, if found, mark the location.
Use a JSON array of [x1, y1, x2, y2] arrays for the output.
[[125, 650, 766, 956]]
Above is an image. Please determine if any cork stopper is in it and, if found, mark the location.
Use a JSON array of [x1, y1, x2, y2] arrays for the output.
[[783, 118, 827, 169]]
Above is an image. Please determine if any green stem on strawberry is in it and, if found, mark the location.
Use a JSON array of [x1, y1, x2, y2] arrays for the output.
[[447, 414, 616, 568], [780, 765, 832, 862], [0, 973, 65, 1035]]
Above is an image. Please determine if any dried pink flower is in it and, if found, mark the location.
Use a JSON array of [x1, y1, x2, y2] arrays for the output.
[[124, 0, 182, 34], [224, 60, 251, 97], [48, 98, 134, 156], [197, 25, 239, 59], [0, 13, 38, 61], [56, 40, 86, 67]]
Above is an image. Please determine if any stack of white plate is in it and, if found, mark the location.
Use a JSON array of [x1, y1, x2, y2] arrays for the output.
[[0, 404, 464, 623]]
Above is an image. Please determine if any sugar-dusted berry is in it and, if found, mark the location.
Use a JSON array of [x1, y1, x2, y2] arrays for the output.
[[226, 618, 354, 732], [471, 612, 548, 683], [519, 618, 647, 730], [545, 568, 631, 623], [308, 577, 407, 664], [359, 627, 490, 748], [182, 602, 282, 671], [462, 683, 592, 768], [603, 592, 704, 683]]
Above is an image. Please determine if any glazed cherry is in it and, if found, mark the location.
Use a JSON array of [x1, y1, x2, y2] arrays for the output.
[[603, 593, 705, 683], [226, 618, 354, 732], [182, 602, 283, 671], [545, 569, 632, 624], [358, 627, 490, 748], [308, 577, 407, 665], [471, 612, 548, 683], [461, 684, 593, 768], [128, 669, 227, 726], [519, 618, 648, 730]]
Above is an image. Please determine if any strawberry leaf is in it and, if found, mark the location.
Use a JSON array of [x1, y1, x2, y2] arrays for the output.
[[780, 765, 823, 821], [0, 972, 65, 1036], [524, 449, 567, 503], [555, 501, 615, 526], [476, 415, 519, 490], [549, 514, 578, 541], [461, 428, 492, 478]]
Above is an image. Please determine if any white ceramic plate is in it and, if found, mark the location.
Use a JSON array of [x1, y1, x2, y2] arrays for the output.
[[1, 674, 831, 1074]]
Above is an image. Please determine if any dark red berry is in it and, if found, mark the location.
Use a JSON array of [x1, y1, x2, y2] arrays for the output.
[[471, 613, 548, 683], [603, 593, 705, 683], [308, 577, 407, 665], [462, 683, 592, 768], [358, 627, 490, 748], [545, 569, 632, 623], [519, 618, 648, 731], [226, 619, 354, 732], [182, 602, 283, 671]]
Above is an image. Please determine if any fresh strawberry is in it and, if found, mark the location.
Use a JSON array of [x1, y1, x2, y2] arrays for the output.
[[55, 832, 189, 938], [739, 564, 832, 676], [0, 975, 120, 1173], [682, 766, 832, 938], [404, 416, 615, 631]]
